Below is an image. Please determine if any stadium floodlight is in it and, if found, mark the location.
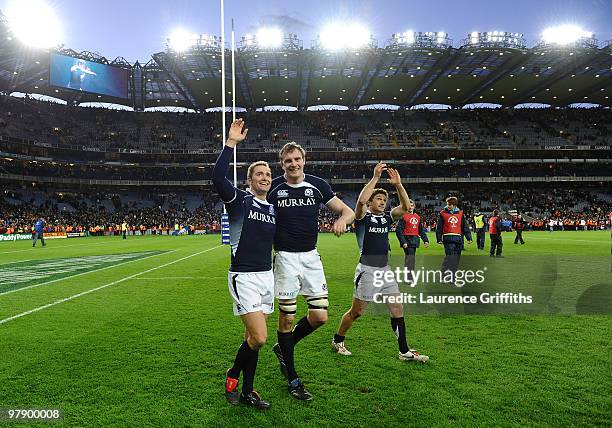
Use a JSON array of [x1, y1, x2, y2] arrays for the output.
[[388, 30, 451, 48], [394, 30, 414, 45], [167, 28, 198, 52], [465, 31, 525, 48], [4, 0, 62, 48], [319, 22, 371, 50], [256, 27, 283, 48], [243, 33, 255, 46], [541, 25, 593, 46]]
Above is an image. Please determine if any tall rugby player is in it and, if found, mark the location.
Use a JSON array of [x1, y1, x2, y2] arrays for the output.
[[212, 119, 275, 410], [267, 142, 355, 401], [331, 163, 428, 362]]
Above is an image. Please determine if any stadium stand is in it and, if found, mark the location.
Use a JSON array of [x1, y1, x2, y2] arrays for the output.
[[0, 14, 610, 238]]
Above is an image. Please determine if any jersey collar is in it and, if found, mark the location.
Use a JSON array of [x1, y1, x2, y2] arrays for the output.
[[246, 188, 270, 204], [283, 172, 306, 187]]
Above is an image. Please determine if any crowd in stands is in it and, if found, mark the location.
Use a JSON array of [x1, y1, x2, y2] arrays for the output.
[[1, 187, 610, 236], [0, 190, 221, 235], [1, 95, 610, 154], [1, 157, 609, 182]]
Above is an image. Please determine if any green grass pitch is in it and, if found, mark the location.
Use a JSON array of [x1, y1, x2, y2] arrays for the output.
[[0, 231, 610, 426]]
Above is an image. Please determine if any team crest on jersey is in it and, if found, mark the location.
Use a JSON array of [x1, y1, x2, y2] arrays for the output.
[[277, 189, 289, 197], [269, 205, 275, 215], [304, 188, 314, 197], [380, 217, 387, 224]]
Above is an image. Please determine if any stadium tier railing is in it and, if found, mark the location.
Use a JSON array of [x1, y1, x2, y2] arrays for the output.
[[1, 173, 610, 187]]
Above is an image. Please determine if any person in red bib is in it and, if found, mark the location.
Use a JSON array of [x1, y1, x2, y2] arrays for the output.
[[489, 209, 503, 257], [396, 200, 429, 284], [513, 214, 525, 245], [435, 196, 472, 278]]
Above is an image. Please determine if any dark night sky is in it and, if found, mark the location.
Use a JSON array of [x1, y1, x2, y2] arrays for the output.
[[1, 0, 610, 63]]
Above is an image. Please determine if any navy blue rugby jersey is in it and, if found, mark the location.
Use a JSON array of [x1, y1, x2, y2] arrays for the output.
[[355, 211, 393, 267], [212, 146, 276, 272], [267, 174, 335, 252]]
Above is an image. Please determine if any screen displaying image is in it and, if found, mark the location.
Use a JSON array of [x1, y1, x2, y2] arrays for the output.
[[49, 53, 128, 99]]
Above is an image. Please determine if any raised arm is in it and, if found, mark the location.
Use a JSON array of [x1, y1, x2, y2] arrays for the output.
[[388, 168, 410, 221], [355, 162, 386, 221], [211, 119, 248, 202]]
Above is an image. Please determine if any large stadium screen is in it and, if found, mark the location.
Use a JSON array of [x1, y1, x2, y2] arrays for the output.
[[49, 53, 128, 99]]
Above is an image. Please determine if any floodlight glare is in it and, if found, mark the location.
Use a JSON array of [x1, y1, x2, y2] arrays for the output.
[[5, 0, 62, 48], [320, 23, 370, 50], [168, 28, 198, 52], [542, 25, 592, 45], [256, 27, 283, 48]]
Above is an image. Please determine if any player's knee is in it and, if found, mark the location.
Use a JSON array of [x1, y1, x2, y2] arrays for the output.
[[351, 306, 366, 319], [308, 310, 328, 327], [248, 331, 267, 350], [388, 303, 403, 318]]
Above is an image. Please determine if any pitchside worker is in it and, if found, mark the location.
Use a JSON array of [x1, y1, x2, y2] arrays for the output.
[[213, 118, 274, 410], [121, 220, 128, 240], [436, 197, 472, 278], [473, 211, 486, 250], [489, 209, 503, 257], [332, 163, 428, 362], [32, 217, 46, 247], [267, 142, 354, 401], [513, 214, 525, 245], [396, 200, 429, 283]]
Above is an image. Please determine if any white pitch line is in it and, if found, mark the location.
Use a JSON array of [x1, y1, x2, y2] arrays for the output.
[[131, 277, 200, 280], [526, 236, 609, 244], [0, 239, 121, 255], [0, 245, 223, 325], [0, 250, 177, 296]]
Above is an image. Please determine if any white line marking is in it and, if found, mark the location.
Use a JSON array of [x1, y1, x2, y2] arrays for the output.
[[0, 245, 223, 325], [0, 240, 120, 254], [130, 276, 227, 280], [0, 259, 33, 266], [526, 236, 609, 244], [0, 251, 176, 296], [131, 277, 200, 280]]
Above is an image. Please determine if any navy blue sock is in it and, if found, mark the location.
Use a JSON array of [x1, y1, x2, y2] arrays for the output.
[[391, 317, 409, 354], [293, 316, 316, 345]]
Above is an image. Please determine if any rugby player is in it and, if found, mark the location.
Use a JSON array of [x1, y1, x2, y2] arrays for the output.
[[331, 163, 429, 362], [267, 142, 355, 401], [212, 119, 275, 410]]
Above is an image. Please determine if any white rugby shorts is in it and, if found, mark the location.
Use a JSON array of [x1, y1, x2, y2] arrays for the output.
[[273, 249, 328, 299], [228, 270, 275, 316], [353, 263, 400, 302]]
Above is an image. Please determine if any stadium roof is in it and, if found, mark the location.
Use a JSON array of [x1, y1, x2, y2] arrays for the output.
[[1, 16, 610, 110]]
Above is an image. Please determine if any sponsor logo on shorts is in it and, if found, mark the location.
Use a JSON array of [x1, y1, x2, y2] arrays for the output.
[[277, 291, 295, 297]]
